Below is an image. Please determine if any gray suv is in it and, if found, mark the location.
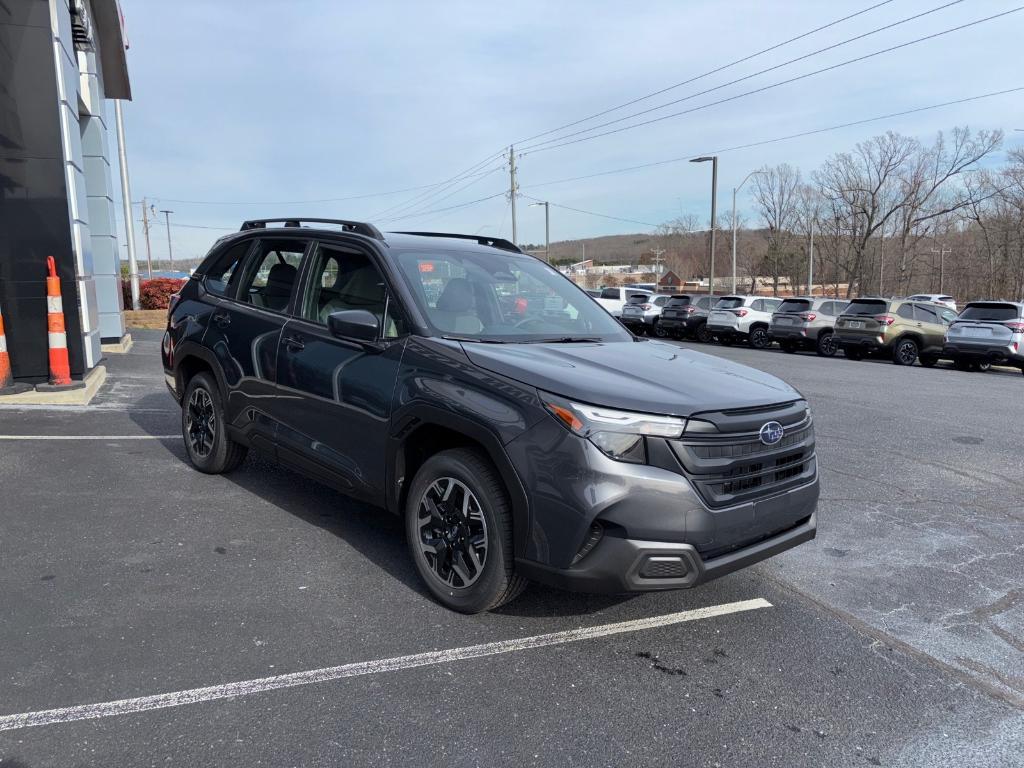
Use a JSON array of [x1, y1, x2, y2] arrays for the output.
[[944, 301, 1024, 374], [658, 294, 719, 342], [769, 297, 849, 356], [163, 219, 818, 613]]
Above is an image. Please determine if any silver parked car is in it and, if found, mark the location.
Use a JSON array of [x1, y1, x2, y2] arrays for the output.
[[620, 293, 673, 336], [943, 301, 1024, 374], [769, 297, 850, 357], [706, 295, 783, 349]]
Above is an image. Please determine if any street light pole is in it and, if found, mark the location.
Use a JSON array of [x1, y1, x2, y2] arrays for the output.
[[114, 100, 140, 310], [730, 169, 765, 294], [690, 156, 718, 294], [159, 209, 174, 268], [529, 201, 550, 262]]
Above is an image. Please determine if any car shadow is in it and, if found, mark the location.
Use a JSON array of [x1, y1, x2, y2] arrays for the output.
[[128, 404, 638, 618]]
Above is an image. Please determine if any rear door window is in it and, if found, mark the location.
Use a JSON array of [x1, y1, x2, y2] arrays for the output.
[[600, 287, 620, 300], [913, 304, 941, 324], [843, 300, 887, 316], [653, 295, 670, 307], [696, 296, 713, 310], [236, 238, 308, 313], [817, 301, 835, 316], [959, 303, 1019, 322], [750, 299, 764, 312], [777, 299, 810, 314], [764, 299, 782, 312]]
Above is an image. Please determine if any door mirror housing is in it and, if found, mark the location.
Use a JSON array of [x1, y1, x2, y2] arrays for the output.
[[327, 309, 381, 347]]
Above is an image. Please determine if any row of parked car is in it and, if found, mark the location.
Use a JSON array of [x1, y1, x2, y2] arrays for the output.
[[605, 286, 1024, 374]]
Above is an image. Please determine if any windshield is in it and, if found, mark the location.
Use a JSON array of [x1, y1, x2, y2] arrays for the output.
[[959, 303, 1019, 322], [842, 299, 888, 316], [393, 248, 632, 343], [777, 299, 811, 313]]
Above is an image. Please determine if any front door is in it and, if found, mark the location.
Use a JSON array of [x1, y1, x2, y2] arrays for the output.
[[202, 236, 308, 441], [274, 241, 408, 502]]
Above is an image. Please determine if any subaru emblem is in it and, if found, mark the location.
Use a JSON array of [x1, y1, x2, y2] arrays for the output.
[[759, 421, 784, 446]]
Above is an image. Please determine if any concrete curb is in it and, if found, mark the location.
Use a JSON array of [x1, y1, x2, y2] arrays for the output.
[[0, 365, 107, 406], [100, 333, 134, 354]]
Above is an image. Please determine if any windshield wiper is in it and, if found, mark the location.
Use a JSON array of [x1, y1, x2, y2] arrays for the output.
[[524, 336, 603, 344], [441, 335, 508, 344]]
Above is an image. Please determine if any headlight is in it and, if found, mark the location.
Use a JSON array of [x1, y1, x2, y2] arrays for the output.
[[541, 392, 685, 463]]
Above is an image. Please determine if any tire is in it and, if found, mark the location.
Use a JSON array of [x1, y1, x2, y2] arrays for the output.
[[405, 448, 527, 614], [843, 348, 864, 361], [893, 337, 918, 366], [653, 320, 668, 338], [718, 334, 733, 346], [816, 332, 838, 358], [695, 323, 712, 344], [954, 358, 971, 372], [780, 340, 798, 354], [748, 326, 771, 349], [918, 354, 938, 368], [181, 372, 248, 474], [970, 361, 991, 373]]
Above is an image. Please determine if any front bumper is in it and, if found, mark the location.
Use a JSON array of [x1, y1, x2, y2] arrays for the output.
[[517, 512, 816, 593], [505, 416, 819, 594]]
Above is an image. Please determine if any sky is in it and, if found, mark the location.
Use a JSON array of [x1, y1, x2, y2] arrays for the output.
[[112, 0, 1024, 262]]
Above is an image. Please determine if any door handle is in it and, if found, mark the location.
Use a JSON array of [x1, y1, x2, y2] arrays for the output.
[[284, 334, 305, 352], [212, 311, 231, 328]]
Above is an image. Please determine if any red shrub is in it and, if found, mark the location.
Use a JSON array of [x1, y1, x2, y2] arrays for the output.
[[139, 278, 186, 310]]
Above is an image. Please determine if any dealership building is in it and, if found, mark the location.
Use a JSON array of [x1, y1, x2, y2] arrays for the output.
[[1, 0, 131, 385]]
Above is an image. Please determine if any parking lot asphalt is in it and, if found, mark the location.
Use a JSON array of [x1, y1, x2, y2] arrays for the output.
[[0, 330, 1021, 767]]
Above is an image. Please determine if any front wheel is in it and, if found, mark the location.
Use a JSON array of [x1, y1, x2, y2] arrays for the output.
[[893, 338, 918, 366], [405, 448, 527, 614], [181, 372, 248, 474], [748, 326, 771, 349], [816, 332, 838, 357]]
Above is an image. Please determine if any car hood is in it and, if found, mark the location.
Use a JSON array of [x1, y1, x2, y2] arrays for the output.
[[461, 339, 800, 416]]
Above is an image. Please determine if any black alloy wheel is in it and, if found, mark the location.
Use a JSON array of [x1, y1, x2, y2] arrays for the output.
[[893, 338, 919, 366], [749, 327, 771, 349], [416, 477, 489, 590], [405, 449, 526, 613], [816, 332, 838, 357], [653, 321, 669, 338], [180, 372, 247, 474], [695, 323, 712, 344]]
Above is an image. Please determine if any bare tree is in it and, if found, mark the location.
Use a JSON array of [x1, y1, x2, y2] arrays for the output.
[[751, 164, 802, 294]]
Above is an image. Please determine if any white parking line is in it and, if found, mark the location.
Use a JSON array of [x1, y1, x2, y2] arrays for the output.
[[0, 435, 179, 440], [0, 598, 770, 732]]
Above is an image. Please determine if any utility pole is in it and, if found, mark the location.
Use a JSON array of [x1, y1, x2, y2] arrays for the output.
[[530, 201, 550, 262], [931, 246, 951, 293], [160, 210, 174, 268], [649, 247, 666, 279], [114, 100, 141, 310], [140, 198, 153, 278], [808, 220, 815, 296], [508, 145, 518, 248]]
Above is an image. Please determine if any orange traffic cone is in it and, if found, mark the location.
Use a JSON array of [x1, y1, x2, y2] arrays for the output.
[[45, 255, 73, 387], [0, 302, 31, 395]]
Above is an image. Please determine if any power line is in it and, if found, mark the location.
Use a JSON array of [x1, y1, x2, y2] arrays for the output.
[[520, 194, 660, 229], [513, 0, 897, 146], [381, 191, 507, 223], [521, 86, 1024, 191], [521, 7, 1023, 156], [368, 151, 507, 220], [520, 0, 966, 152], [377, 165, 506, 222]]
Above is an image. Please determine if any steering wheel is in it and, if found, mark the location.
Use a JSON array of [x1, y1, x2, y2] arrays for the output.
[[514, 316, 547, 330]]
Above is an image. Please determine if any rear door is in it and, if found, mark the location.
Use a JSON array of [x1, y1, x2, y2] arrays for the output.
[[201, 236, 308, 440], [912, 303, 947, 352], [273, 241, 408, 501]]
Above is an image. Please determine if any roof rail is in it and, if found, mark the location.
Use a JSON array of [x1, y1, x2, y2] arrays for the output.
[[240, 218, 383, 240], [391, 231, 523, 253]]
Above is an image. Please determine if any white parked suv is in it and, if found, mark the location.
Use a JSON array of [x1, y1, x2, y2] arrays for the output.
[[706, 295, 783, 349], [906, 294, 957, 311], [595, 286, 652, 318]]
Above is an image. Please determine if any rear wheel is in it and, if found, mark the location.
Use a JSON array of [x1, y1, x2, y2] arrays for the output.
[[695, 323, 712, 344], [405, 448, 526, 614], [971, 361, 991, 372], [653, 320, 668, 338], [181, 372, 247, 474], [816, 332, 838, 357], [843, 348, 864, 361], [748, 326, 771, 349], [893, 338, 919, 366]]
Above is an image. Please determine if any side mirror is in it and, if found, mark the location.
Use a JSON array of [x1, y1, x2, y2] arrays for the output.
[[327, 309, 380, 345]]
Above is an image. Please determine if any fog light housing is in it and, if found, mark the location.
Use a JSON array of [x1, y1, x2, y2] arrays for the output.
[[572, 523, 604, 564]]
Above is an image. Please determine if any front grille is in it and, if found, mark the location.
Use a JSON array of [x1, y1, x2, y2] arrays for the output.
[[670, 403, 816, 509]]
